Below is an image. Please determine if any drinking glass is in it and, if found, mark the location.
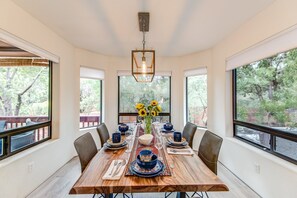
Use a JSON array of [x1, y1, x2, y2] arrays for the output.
[[125, 131, 133, 153], [155, 136, 163, 161]]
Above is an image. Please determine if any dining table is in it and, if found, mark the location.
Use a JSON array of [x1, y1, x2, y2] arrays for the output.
[[70, 125, 229, 198]]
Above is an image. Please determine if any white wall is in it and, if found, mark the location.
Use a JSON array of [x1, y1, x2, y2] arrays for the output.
[[0, 1, 77, 197], [210, 0, 297, 197]]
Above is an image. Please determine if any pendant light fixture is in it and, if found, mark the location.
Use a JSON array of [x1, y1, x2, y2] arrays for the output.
[[131, 12, 155, 82]]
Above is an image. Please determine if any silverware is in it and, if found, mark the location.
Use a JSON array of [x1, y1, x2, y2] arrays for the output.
[[113, 160, 127, 176], [112, 160, 127, 177], [109, 160, 118, 176], [170, 149, 191, 153]]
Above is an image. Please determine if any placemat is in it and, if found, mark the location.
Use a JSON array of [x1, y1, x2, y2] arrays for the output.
[[125, 125, 171, 176]]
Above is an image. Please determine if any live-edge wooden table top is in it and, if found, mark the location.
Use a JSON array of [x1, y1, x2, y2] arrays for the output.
[[70, 130, 228, 195]]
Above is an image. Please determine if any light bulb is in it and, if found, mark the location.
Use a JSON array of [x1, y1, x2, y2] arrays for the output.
[[141, 56, 147, 73]]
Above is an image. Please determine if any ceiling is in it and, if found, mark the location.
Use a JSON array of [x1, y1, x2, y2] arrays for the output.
[[12, 0, 275, 57]]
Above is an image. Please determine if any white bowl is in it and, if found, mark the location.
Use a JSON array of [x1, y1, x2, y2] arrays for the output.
[[138, 134, 154, 145]]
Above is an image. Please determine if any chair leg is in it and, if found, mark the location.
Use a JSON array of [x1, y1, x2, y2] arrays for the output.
[[191, 192, 203, 198], [123, 193, 133, 198], [204, 192, 209, 198], [165, 192, 173, 198], [92, 194, 105, 198]]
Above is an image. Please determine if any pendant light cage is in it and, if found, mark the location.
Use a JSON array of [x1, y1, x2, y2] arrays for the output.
[[132, 12, 155, 82]]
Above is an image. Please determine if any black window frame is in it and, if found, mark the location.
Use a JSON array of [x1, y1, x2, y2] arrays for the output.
[[118, 75, 171, 124], [185, 74, 207, 128], [232, 69, 297, 165], [79, 78, 103, 129], [0, 61, 53, 160]]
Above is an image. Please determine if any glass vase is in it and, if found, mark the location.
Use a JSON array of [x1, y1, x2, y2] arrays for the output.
[[143, 116, 152, 134]]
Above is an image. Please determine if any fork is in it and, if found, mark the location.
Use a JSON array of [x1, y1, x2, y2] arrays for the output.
[[112, 160, 127, 177], [109, 160, 118, 176]]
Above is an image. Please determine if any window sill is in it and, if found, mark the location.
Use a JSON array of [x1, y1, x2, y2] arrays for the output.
[[0, 139, 59, 168], [196, 126, 207, 131], [226, 137, 297, 173], [79, 127, 98, 132]]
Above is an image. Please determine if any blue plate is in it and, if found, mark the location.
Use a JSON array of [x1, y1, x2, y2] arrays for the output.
[[166, 142, 188, 148], [119, 129, 133, 135], [105, 141, 127, 148], [104, 142, 127, 150], [167, 141, 188, 147], [161, 128, 175, 133], [130, 160, 165, 177]]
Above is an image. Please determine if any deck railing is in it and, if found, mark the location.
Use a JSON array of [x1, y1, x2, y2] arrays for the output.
[[79, 115, 100, 128], [0, 115, 100, 141]]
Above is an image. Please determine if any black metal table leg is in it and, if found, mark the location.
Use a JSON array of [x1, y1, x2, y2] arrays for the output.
[[106, 193, 113, 198], [176, 192, 186, 198]]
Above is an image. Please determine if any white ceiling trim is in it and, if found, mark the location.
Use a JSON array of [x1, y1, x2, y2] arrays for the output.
[[184, 67, 207, 77], [80, 66, 105, 80], [0, 29, 60, 63], [226, 23, 297, 71]]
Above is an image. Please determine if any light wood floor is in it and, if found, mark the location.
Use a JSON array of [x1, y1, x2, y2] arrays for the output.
[[27, 157, 261, 198]]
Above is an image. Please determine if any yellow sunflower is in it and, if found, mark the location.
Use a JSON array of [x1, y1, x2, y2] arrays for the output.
[[156, 105, 162, 112], [150, 100, 158, 106], [135, 103, 144, 110], [151, 110, 157, 116], [138, 109, 147, 117]]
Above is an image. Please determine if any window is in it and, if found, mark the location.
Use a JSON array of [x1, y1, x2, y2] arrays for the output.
[[79, 67, 103, 129], [0, 60, 52, 160], [233, 48, 297, 163], [186, 72, 207, 127], [118, 75, 171, 123]]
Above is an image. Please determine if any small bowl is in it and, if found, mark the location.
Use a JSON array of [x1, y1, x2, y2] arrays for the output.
[[139, 149, 153, 162], [118, 124, 129, 132], [163, 123, 173, 131], [138, 134, 153, 145], [137, 154, 158, 169]]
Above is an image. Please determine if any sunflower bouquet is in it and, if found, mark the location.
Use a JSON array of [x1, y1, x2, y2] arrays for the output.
[[135, 100, 162, 134]]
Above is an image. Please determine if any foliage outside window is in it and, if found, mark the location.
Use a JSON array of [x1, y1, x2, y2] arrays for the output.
[[233, 48, 297, 163], [0, 61, 52, 159], [186, 74, 207, 127], [80, 78, 102, 128], [118, 75, 170, 123]]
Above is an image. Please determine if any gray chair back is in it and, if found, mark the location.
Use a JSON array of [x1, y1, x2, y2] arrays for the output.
[[198, 130, 223, 175], [74, 132, 97, 172], [96, 123, 110, 147], [182, 122, 197, 148]]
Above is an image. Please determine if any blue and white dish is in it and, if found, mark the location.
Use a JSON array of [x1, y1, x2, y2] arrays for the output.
[[137, 154, 158, 169], [163, 123, 173, 131], [168, 137, 187, 145], [118, 123, 129, 132], [161, 128, 175, 133], [130, 160, 165, 177], [107, 139, 127, 147]]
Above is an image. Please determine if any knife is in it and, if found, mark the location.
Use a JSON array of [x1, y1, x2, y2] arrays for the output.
[[112, 161, 122, 177]]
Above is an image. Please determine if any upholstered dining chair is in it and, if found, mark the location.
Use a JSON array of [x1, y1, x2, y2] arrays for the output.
[[74, 133, 104, 198], [182, 122, 197, 148], [198, 130, 223, 175], [190, 130, 223, 198], [74, 132, 98, 173], [96, 123, 110, 147]]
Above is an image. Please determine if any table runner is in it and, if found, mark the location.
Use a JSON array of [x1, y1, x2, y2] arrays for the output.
[[125, 125, 171, 176]]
